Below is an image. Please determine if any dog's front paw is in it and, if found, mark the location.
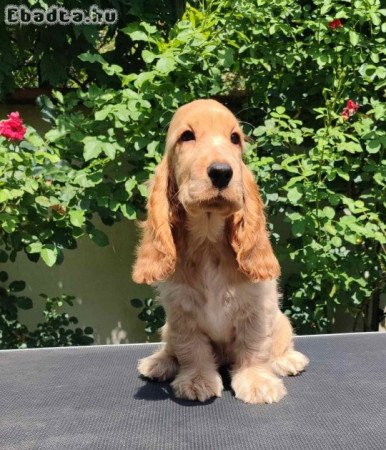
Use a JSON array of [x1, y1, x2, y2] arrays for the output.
[[231, 367, 287, 404], [271, 350, 309, 377], [171, 370, 223, 402], [138, 350, 179, 382]]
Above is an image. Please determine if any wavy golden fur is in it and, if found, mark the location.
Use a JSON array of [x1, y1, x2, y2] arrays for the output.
[[133, 99, 308, 404]]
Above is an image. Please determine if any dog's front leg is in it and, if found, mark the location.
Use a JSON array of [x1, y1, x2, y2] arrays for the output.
[[168, 312, 223, 402], [231, 310, 287, 404]]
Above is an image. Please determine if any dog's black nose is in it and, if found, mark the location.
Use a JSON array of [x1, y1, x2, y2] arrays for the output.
[[207, 163, 233, 189]]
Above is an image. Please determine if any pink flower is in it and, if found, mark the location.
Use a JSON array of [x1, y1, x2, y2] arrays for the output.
[[341, 99, 360, 120], [328, 19, 343, 29], [0, 112, 27, 141], [341, 109, 350, 120]]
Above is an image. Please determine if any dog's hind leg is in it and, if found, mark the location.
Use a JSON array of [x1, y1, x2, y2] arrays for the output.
[[270, 312, 309, 377]]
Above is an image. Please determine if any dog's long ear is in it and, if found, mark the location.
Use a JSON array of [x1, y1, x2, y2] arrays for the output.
[[132, 156, 179, 284], [227, 163, 280, 281]]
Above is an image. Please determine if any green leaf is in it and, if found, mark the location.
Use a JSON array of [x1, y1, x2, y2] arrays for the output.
[[287, 212, 302, 221], [344, 233, 358, 245], [138, 184, 148, 198], [0, 190, 9, 203], [41, 245, 58, 267], [287, 186, 303, 204], [145, 298, 154, 307], [69, 210, 85, 228], [252, 126, 266, 137], [320, 3, 332, 14], [27, 242, 42, 254], [218, 48, 234, 67], [336, 169, 349, 181], [281, 154, 303, 173], [0, 213, 17, 233], [83, 137, 103, 161], [24, 179, 39, 194], [349, 31, 359, 47], [156, 56, 176, 73], [366, 140, 381, 154], [95, 107, 113, 121], [324, 222, 336, 235], [323, 207, 335, 219], [79, 52, 107, 64], [103, 143, 117, 159], [370, 12, 381, 26], [331, 236, 342, 247], [89, 229, 109, 247], [127, 30, 148, 41], [373, 173, 384, 186], [35, 196, 51, 207], [52, 90, 63, 103], [292, 221, 305, 236], [337, 142, 362, 153], [142, 50, 156, 63], [276, 106, 285, 114], [103, 64, 123, 76], [141, 22, 157, 34], [134, 71, 155, 88], [121, 203, 137, 220], [122, 22, 155, 41], [9, 280, 26, 292], [125, 178, 137, 196]]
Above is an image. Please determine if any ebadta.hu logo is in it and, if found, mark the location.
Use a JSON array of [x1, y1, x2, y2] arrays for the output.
[[4, 4, 118, 25]]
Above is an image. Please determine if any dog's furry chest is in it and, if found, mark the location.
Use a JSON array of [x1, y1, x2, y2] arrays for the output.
[[158, 238, 274, 347], [186, 254, 239, 344], [159, 248, 239, 342], [199, 264, 236, 343]]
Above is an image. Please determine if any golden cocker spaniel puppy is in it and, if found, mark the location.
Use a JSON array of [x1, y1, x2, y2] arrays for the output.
[[133, 99, 309, 404]]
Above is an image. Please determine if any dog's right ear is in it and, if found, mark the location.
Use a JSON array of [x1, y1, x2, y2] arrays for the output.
[[132, 156, 178, 285]]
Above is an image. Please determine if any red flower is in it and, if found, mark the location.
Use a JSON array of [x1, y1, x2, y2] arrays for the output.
[[346, 99, 359, 112], [328, 19, 343, 29], [341, 99, 360, 120], [0, 112, 27, 141]]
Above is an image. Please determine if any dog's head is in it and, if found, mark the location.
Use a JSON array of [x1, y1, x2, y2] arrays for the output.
[[132, 99, 280, 284], [167, 99, 244, 217]]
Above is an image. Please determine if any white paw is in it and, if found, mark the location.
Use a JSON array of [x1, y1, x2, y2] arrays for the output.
[[232, 368, 287, 404], [171, 370, 223, 402], [271, 350, 309, 377], [138, 351, 179, 382]]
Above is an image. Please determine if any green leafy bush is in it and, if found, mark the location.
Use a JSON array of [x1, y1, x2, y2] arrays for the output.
[[0, 117, 110, 265], [1, 0, 385, 337], [0, 270, 93, 348], [0, 114, 100, 348], [130, 297, 165, 336], [0, 0, 186, 99]]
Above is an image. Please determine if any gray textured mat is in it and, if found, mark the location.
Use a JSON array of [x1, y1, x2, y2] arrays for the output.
[[0, 333, 385, 449]]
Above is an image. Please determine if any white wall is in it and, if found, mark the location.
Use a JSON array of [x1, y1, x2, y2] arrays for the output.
[[5, 217, 155, 344]]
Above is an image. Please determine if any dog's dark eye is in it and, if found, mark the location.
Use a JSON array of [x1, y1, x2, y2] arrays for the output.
[[180, 130, 195, 142], [231, 132, 241, 145]]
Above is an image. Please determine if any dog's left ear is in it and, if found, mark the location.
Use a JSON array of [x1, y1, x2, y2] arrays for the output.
[[227, 163, 280, 281]]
